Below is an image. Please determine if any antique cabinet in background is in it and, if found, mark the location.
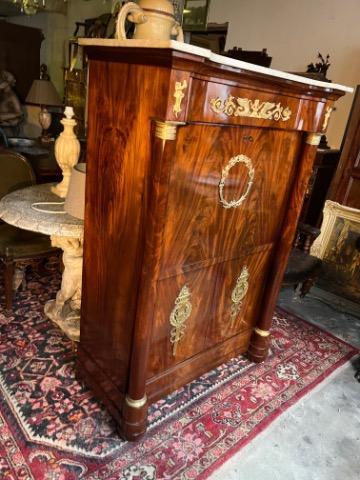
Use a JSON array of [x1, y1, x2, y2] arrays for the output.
[[77, 39, 348, 440], [0, 20, 43, 101], [300, 145, 340, 227], [328, 85, 360, 210]]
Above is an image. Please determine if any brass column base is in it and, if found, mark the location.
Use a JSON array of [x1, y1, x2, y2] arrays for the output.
[[120, 395, 148, 441], [247, 328, 271, 363]]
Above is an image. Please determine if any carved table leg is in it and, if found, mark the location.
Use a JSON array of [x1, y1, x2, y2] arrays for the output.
[[44, 235, 83, 342]]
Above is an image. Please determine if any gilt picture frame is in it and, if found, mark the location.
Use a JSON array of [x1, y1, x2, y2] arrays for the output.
[[311, 200, 360, 302], [311, 201, 360, 260]]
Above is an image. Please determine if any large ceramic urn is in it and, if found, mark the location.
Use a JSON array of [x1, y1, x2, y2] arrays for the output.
[[116, 0, 183, 41]]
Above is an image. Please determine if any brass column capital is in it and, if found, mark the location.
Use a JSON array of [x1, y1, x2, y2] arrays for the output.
[[125, 394, 147, 409], [306, 133, 322, 146], [154, 120, 186, 141]]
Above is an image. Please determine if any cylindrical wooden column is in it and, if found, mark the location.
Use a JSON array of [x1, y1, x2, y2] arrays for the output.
[[248, 132, 322, 363], [121, 120, 183, 440]]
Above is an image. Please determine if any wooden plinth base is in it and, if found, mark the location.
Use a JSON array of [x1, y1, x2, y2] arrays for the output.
[[247, 330, 271, 363], [120, 400, 148, 441]]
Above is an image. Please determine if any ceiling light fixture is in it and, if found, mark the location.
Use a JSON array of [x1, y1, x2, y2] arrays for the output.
[[12, 0, 68, 15]]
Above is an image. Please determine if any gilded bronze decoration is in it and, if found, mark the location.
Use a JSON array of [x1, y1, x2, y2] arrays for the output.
[[169, 285, 192, 355], [155, 120, 178, 140], [173, 80, 188, 117], [230, 266, 249, 318], [306, 132, 322, 146], [219, 154, 255, 209], [125, 394, 148, 409], [254, 327, 271, 337], [210, 95, 292, 121], [322, 106, 333, 131]]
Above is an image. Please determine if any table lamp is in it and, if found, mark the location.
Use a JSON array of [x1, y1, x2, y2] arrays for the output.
[[26, 76, 62, 142]]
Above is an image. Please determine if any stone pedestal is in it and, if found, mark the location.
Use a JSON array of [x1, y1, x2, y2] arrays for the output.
[[44, 235, 83, 342], [0, 183, 84, 342]]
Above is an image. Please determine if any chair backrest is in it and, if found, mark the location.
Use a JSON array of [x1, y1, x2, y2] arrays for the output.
[[0, 150, 36, 200], [0, 127, 9, 148]]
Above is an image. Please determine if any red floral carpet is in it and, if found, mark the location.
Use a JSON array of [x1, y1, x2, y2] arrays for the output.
[[0, 272, 358, 480]]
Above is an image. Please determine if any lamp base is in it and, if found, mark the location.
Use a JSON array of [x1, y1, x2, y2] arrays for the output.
[[39, 107, 52, 142]]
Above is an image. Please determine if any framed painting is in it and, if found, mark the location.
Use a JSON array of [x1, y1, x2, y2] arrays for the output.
[[311, 200, 360, 302], [182, 0, 211, 30]]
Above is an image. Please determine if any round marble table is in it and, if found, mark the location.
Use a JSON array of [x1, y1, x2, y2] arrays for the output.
[[0, 183, 83, 342]]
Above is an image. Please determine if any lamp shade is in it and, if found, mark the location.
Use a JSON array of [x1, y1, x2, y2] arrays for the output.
[[64, 163, 86, 220], [26, 79, 62, 106]]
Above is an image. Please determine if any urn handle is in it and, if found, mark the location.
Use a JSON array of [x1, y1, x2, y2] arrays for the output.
[[116, 1, 148, 40], [171, 22, 184, 42], [115, 0, 184, 41]]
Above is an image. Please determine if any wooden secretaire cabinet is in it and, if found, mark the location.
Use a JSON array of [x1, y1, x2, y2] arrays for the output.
[[77, 39, 349, 440]]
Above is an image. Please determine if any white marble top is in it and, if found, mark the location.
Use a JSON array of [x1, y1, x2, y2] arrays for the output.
[[79, 38, 353, 93], [0, 184, 83, 239]]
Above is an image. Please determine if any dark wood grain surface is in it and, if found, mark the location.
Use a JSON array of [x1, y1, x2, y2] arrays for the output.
[[80, 60, 170, 393], [248, 137, 320, 362], [160, 124, 300, 275]]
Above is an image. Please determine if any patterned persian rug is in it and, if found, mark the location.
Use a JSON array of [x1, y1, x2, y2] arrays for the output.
[[0, 272, 358, 480]]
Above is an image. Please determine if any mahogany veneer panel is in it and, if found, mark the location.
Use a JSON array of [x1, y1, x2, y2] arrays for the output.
[[161, 124, 300, 274], [146, 329, 252, 402], [81, 60, 171, 391], [148, 248, 271, 377], [78, 46, 345, 440]]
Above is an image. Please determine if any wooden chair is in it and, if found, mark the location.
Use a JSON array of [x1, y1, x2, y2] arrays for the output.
[[0, 127, 8, 147], [0, 150, 59, 311], [283, 222, 322, 297]]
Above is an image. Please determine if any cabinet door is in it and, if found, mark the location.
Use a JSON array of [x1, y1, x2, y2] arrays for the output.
[[147, 248, 271, 378], [148, 123, 302, 380], [205, 249, 272, 346], [160, 124, 301, 276], [147, 265, 218, 378]]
